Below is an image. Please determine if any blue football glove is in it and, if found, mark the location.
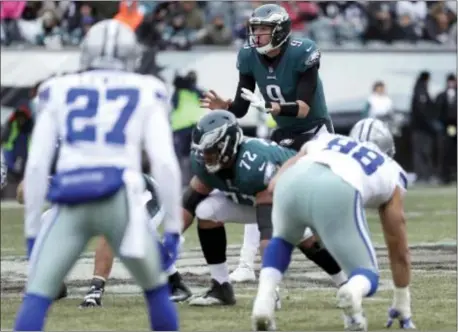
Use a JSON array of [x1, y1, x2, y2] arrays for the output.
[[161, 232, 181, 269], [386, 308, 416, 329]]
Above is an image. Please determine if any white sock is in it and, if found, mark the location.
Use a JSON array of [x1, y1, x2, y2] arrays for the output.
[[166, 264, 177, 276], [93, 275, 106, 282], [393, 286, 411, 317], [346, 274, 372, 298], [258, 267, 283, 295], [331, 270, 348, 287], [210, 263, 230, 284], [239, 223, 260, 268]]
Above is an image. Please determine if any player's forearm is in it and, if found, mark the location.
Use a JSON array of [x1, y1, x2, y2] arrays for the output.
[[145, 108, 183, 235], [386, 231, 411, 288], [227, 73, 256, 117], [269, 65, 318, 119], [24, 111, 56, 239], [270, 100, 310, 118], [381, 210, 411, 287], [150, 157, 182, 234]]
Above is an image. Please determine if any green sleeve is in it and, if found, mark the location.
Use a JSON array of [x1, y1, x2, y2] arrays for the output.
[[296, 40, 321, 73], [236, 45, 252, 75]]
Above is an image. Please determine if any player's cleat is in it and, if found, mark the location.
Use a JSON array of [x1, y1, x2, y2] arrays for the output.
[[336, 284, 368, 331], [168, 272, 192, 302], [229, 264, 256, 283], [386, 308, 416, 329], [55, 283, 68, 301], [252, 286, 278, 331], [188, 279, 236, 306], [79, 278, 105, 308]]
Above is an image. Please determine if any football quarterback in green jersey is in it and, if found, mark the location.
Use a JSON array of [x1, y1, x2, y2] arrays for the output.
[[200, 3, 344, 288]]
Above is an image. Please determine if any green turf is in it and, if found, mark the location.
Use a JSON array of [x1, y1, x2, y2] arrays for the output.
[[1, 186, 456, 330]]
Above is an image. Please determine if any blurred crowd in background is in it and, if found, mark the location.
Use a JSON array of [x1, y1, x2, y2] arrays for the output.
[[1, 1, 456, 198], [1, 0, 457, 48]]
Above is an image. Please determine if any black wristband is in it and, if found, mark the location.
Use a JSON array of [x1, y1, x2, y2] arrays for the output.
[[278, 102, 299, 117]]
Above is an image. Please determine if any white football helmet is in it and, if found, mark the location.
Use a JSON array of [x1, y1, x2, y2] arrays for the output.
[[349, 118, 396, 157], [80, 19, 142, 72]]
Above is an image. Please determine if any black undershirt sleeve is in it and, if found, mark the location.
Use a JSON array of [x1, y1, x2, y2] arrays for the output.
[[296, 64, 319, 106], [227, 72, 256, 118]]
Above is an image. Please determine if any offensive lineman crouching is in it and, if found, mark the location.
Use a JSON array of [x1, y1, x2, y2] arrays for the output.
[[180, 110, 346, 306]]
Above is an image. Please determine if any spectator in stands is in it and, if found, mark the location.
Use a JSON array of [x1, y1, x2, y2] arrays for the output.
[[309, 2, 362, 45], [363, 2, 400, 43], [233, 14, 249, 46], [0, 1, 26, 45], [63, 2, 96, 45], [436, 74, 457, 184], [424, 2, 456, 44], [410, 71, 441, 184], [396, 0, 427, 38], [86, 1, 118, 22], [36, 9, 63, 48], [362, 81, 394, 121], [1, 105, 34, 180], [171, 70, 206, 186], [162, 13, 194, 50], [179, 1, 205, 30], [200, 12, 232, 45], [281, 1, 319, 36], [114, 0, 144, 31]]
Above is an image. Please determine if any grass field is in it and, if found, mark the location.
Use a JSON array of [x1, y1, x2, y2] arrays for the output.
[[1, 186, 457, 331]]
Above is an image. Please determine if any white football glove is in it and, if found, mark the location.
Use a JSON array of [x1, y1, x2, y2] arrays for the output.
[[241, 88, 270, 113]]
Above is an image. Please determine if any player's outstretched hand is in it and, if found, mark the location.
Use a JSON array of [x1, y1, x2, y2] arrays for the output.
[[200, 90, 231, 110], [386, 308, 416, 329]]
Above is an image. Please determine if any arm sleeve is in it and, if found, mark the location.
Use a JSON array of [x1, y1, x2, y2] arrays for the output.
[[24, 108, 58, 238], [227, 72, 256, 118], [143, 96, 183, 235], [296, 65, 318, 106]]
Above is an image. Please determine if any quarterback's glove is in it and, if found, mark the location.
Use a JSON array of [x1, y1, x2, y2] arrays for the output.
[[241, 88, 270, 113], [161, 232, 181, 269], [386, 308, 416, 329]]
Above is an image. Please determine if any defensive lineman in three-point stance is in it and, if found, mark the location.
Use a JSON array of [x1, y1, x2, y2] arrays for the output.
[[253, 118, 416, 331], [14, 19, 182, 331]]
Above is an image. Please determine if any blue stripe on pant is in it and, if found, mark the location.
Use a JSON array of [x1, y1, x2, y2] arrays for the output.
[[353, 192, 378, 270]]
